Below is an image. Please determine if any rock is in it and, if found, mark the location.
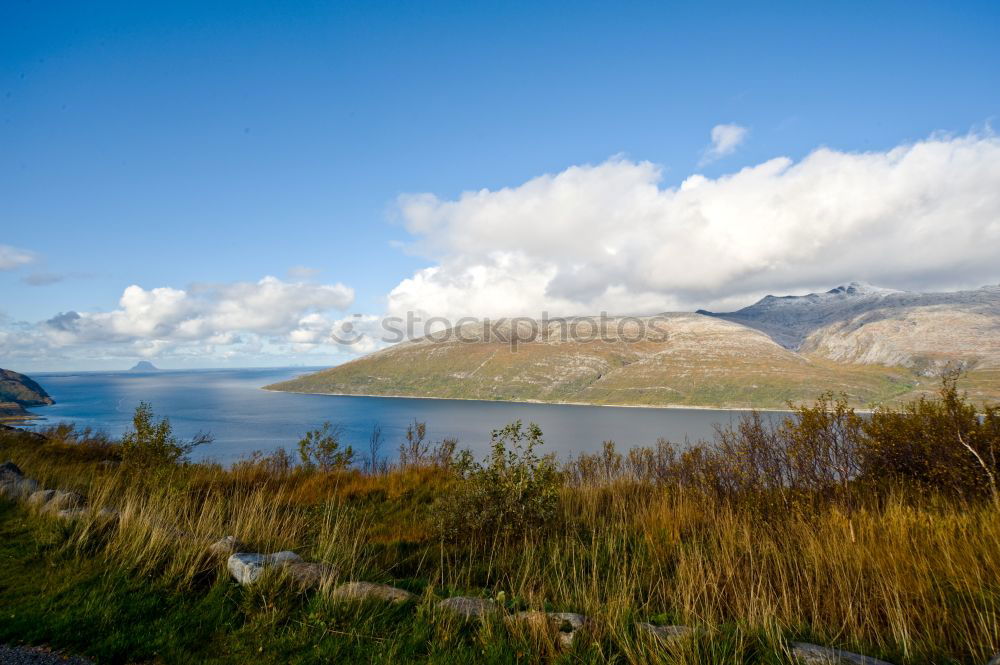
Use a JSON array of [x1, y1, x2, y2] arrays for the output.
[[511, 610, 593, 649], [96, 507, 120, 522], [226, 551, 306, 585], [330, 581, 416, 604], [270, 550, 303, 566], [986, 654, 1000, 665], [0, 460, 24, 478], [637, 622, 692, 642], [790, 642, 895, 665], [56, 508, 86, 521], [208, 536, 245, 558], [284, 562, 334, 588], [46, 490, 85, 511], [0, 475, 38, 500], [436, 596, 498, 620], [228, 553, 270, 584], [27, 489, 57, 508]]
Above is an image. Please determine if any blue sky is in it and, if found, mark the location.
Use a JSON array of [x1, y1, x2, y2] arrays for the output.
[[2, 0, 1000, 370]]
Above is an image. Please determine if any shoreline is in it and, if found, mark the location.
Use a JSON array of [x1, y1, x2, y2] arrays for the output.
[[260, 386, 807, 413]]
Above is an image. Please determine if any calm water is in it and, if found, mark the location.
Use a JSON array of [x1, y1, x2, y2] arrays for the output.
[[23, 368, 758, 464]]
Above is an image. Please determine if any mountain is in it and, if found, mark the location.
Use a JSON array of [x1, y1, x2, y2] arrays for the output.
[[129, 361, 159, 372], [266, 283, 1000, 409], [0, 368, 55, 407]]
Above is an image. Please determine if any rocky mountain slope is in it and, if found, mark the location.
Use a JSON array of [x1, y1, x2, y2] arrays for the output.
[[267, 283, 1000, 408], [0, 369, 54, 407]]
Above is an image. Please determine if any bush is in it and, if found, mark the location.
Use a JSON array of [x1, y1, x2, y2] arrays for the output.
[[862, 374, 1000, 501], [120, 402, 211, 469], [435, 420, 561, 543], [297, 422, 354, 471]]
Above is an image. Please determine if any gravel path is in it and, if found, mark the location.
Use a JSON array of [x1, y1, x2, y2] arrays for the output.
[[0, 645, 93, 665]]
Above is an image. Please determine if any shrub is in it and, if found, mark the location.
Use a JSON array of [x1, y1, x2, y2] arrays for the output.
[[435, 420, 561, 543], [120, 402, 211, 469], [297, 421, 354, 471], [861, 374, 1000, 501]]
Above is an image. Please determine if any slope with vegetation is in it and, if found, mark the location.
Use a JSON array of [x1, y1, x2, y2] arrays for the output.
[[268, 283, 1000, 408], [1, 378, 999, 663]]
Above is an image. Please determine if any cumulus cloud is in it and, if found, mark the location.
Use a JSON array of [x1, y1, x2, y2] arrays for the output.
[[5, 276, 359, 363], [388, 132, 1000, 321], [0, 244, 35, 271], [700, 123, 748, 164]]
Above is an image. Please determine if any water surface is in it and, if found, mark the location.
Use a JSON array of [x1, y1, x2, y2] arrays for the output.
[[25, 368, 761, 464]]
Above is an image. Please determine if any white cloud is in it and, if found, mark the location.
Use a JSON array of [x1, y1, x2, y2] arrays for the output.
[[388, 132, 1000, 321], [0, 244, 35, 271], [6, 276, 358, 362], [700, 123, 748, 164]]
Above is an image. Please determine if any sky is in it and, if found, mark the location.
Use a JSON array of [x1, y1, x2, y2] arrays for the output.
[[2, 0, 1000, 371]]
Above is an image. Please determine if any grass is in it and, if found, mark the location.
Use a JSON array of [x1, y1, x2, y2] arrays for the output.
[[2, 386, 1000, 663]]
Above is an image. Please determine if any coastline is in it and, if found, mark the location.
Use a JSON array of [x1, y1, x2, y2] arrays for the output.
[[260, 386, 806, 413]]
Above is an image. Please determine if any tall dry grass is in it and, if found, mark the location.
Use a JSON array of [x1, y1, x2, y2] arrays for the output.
[[2, 380, 999, 663]]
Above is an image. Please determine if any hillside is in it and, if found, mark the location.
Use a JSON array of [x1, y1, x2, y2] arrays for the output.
[[268, 313, 922, 408], [267, 283, 1000, 409], [0, 368, 54, 407]]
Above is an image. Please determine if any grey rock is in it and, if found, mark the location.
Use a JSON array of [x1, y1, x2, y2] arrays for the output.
[[330, 581, 416, 604], [790, 642, 894, 665], [45, 490, 85, 512], [228, 553, 270, 585], [436, 596, 498, 620], [0, 644, 93, 665], [0, 460, 24, 478], [27, 489, 56, 508], [986, 654, 1000, 665], [637, 622, 692, 641], [226, 551, 306, 585], [511, 610, 593, 649], [55, 508, 85, 521], [284, 562, 334, 588], [207, 536, 245, 558], [0, 475, 38, 500]]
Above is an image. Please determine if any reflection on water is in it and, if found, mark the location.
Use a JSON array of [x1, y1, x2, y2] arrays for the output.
[[24, 368, 768, 464]]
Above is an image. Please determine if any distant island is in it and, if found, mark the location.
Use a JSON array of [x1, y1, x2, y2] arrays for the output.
[[129, 361, 160, 372], [267, 282, 1000, 409], [0, 367, 55, 421]]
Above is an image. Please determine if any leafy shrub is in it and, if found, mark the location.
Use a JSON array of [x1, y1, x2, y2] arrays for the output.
[[436, 420, 561, 543], [297, 421, 354, 471], [862, 375, 1000, 501], [120, 402, 212, 469]]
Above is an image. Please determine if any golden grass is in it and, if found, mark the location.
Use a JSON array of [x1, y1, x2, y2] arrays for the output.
[[4, 429, 999, 664]]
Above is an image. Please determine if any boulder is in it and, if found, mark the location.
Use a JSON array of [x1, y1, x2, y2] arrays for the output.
[[436, 596, 498, 620], [0, 474, 38, 500], [511, 610, 593, 649], [45, 490, 86, 512], [284, 562, 334, 589], [208, 536, 245, 558], [637, 622, 692, 642], [226, 551, 306, 585], [0, 460, 24, 478], [330, 581, 416, 604], [790, 642, 894, 665], [56, 508, 85, 521], [27, 489, 57, 508]]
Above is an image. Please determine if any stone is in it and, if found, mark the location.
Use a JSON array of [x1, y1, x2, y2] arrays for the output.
[[330, 581, 416, 604], [0, 460, 24, 478], [226, 551, 306, 585], [637, 622, 692, 642], [96, 507, 120, 522], [228, 553, 270, 585], [27, 489, 57, 508], [270, 550, 303, 566], [790, 642, 895, 665], [0, 475, 38, 500], [45, 490, 85, 512], [436, 596, 498, 620], [284, 562, 334, 588], [56, 508, 85, 521], [208, 535, 245, 558], [511, 610, 593, 649], [986, 654, 1000, 665]]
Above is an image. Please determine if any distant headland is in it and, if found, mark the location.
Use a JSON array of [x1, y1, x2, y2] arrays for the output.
[[129, 361, 160, 372]]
